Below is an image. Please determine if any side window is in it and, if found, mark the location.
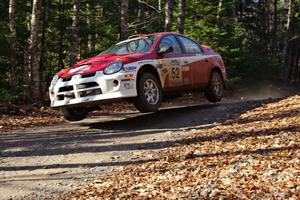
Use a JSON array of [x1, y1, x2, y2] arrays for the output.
[[158, 35, 182, 55], [178, 36, 202, 53]]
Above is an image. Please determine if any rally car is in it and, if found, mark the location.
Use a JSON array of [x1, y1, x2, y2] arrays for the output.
[[49, 32, 226, 121]]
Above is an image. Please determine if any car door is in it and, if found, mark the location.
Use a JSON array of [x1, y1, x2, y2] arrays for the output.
[[157, 35, 186, 91], [176, 35, 210, 88]]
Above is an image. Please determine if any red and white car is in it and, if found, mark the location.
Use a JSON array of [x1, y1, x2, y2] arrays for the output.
[[49, 32, 226, 121]]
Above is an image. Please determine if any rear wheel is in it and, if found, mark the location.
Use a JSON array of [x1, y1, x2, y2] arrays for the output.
[[134, 73, 162, 113], [205, 71, 224, 102], [60, 107, 88, 121]]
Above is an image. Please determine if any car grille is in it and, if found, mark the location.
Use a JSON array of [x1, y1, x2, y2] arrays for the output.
[[81, 72, 96, 78], [56, 77, 102, 101], [62, 77, 72, 82], [58, 86, 73, 92]]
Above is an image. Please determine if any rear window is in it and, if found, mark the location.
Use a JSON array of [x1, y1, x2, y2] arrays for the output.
[[177, 36, 202, 53]]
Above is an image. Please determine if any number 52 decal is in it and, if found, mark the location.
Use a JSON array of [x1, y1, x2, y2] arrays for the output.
[[172, 67, 180, 79], [169, 60, 182, 81]]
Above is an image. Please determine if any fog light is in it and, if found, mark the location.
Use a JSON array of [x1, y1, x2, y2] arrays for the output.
[[113, 80, 119, 87]]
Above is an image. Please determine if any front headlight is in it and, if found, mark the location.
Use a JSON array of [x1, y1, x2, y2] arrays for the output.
[[103, 61, 123, 75], [50, 74, 59, 87]]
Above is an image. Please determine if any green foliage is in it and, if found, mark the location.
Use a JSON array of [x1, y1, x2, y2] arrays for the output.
[[0, 88, 21, 103], [0, 0, 299, 104], [181, 0, 285, 87]]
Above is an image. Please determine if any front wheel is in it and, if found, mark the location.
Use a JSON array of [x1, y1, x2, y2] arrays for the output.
[[134, 73, 162, 113], [60, 107, 88, 121], [205, 71, 224, 102]]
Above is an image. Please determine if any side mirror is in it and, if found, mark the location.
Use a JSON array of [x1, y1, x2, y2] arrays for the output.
[[158, 45, 174, 56]]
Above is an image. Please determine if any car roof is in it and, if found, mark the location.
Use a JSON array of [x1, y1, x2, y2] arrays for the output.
[[128, 32, 183, 39]]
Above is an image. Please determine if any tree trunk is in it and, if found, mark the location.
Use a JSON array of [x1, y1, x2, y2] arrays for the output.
[[282, 0, 293, 84], [158, 0, 162, 11], [164, 0, 174, 32], [23, 48, 30, 103], [87, 2, 96, 53], [217, 0, 222, 22], [58, 0, 64, 68], [177, 0, 185, 34], [82, 3, 89, 55], [70, 0, 80, 65], [138, 1, 145, 32], [286, 36, 300, 83], [272, 0, 278, 54], [29, 0, 41, 103], [39, 0, 49, 103], [120, 0, 129, 40], [9, 0, 17, 91]]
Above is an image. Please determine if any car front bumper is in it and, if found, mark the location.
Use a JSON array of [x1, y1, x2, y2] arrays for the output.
[[49, 71, 137, 108]]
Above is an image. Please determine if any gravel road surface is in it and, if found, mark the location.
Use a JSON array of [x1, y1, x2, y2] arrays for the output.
[[0, 99, 269, 200]]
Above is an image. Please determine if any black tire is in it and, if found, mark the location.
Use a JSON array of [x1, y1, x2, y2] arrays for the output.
[[60, 107, 88, 121], [134, 73, 162, 113], [205, 71, 224, 102]]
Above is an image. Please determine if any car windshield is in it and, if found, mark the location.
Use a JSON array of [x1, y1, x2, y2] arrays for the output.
[[99, 36, 158, 55]]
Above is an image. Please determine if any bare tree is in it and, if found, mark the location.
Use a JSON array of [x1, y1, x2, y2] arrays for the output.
[[272, 0, 278, 54], [70, 0, 80, 65], [138, 1, 145, 32], [282, 0, 293, 84], [158, 0, 162, 11], [87, 2, 96, 53], [177, 0, 185, 34], [217, 0, 222, 22], [9, 0, 17, 91], [58, 0, 64, 68], [120, 0, 129, 40], [29, 0, 41, 102], [39, 0, 49, 101], [287, 36, 300, 82], [165, 0, 174, 32]]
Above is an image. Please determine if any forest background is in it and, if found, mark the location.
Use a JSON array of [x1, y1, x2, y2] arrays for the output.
[[0, 0, 299, 104]]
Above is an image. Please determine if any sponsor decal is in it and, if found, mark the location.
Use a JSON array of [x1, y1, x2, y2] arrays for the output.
[[123, 82, 134, 89], [162, 68, 168, 74], [156, 64, 163, 69], [170, 60, 180, 65], [171, 66, 181, 80], [123, 66, 137, 72], [121, 78, 132, 82], [182, 65, 190, 72], [159, 59, 182, 86], [139, 60, 154, 64], [124, 73, 134, 79], [121, 77, 134, 88], [172, 62, 182, 82]]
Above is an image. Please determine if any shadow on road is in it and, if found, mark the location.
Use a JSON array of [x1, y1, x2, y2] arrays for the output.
[[0, 99, 279, 162], [0, 142, 298, 171], [85, 103, 219, 130], [0, 122, 295, 159]]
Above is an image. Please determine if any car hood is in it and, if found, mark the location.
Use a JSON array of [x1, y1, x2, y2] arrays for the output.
[[58, 53, 150, 77]]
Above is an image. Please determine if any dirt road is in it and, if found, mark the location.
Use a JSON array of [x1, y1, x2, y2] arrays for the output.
[[0, 99, 270, 200]]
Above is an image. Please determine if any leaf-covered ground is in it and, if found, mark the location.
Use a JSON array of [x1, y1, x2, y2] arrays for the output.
[[60, 96, 300, 200], [0, 107, 64, 132]]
